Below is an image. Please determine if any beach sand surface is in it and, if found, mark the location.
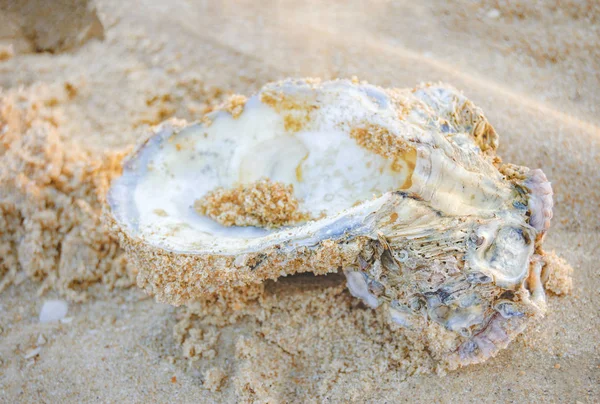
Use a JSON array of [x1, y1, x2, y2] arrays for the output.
[[0, 0, 598, 402]]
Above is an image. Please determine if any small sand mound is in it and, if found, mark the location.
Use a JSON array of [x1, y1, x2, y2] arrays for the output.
[[0, 87, 135, 301], [194, 178, 309, 228]]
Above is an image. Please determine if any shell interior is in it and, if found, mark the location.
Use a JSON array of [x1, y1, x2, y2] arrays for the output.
[[110, 83, 423, 254]]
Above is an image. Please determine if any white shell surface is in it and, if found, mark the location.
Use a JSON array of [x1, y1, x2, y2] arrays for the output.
[[109, 81, 424, 254]]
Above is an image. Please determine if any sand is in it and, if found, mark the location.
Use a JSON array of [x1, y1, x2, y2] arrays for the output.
[[0, 0, 599, 402], [194, 178, 309, 228]]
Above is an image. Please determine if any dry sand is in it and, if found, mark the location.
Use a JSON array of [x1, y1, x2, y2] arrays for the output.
[[0, 0, 599, 402]]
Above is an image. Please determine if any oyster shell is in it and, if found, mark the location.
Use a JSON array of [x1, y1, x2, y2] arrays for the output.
[[106, 78, 554, 368]]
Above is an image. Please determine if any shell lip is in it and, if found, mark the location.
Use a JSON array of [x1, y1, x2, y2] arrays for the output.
[[524, 168, 553, 234], [108, 179, 394, 257]]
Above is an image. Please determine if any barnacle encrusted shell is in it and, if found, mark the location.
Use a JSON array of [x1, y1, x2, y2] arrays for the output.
[[106, 78, 555, 369]]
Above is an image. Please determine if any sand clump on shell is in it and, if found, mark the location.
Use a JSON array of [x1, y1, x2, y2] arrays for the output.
[[194, 178, 309, 228]]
